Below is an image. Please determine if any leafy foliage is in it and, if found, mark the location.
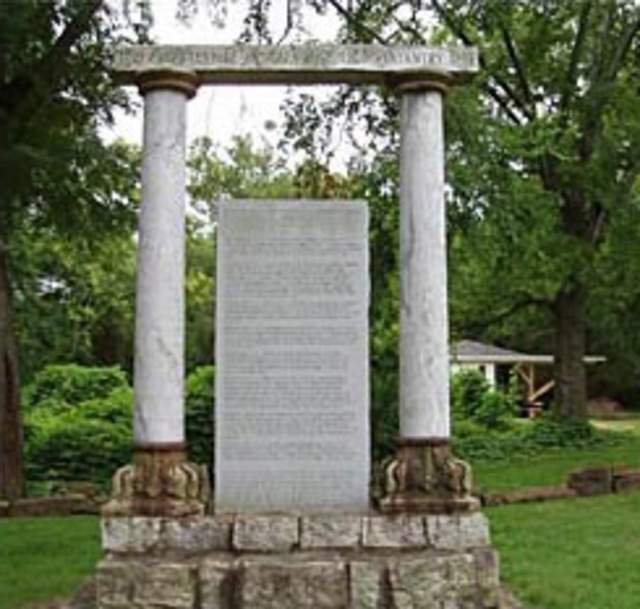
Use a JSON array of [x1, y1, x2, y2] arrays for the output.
[[185, 366, 215, 468], [453, 415, 626, 464], [23, 365, 129, 412], [22, 365, 217, 485], [25, 388, 133, 485], [451, 369, 517, 430]]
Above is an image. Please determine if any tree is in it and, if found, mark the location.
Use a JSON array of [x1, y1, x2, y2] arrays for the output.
[[430, 0, 640, 418], [0, 1, 145, 498], [13, 143, 140, 380], [239, 0, 640, 420]]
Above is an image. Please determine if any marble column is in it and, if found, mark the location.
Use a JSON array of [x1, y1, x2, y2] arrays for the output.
[[398, 83, 450, 441], [381, 81, 477, 514], [104, 70, 208, 517]]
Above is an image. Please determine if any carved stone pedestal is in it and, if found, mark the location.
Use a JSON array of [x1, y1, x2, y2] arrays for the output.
[[102, 445, 209, 518], [380, 438, 480, 514]]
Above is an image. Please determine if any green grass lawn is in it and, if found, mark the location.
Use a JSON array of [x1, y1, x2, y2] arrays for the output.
[[474, 416, 640, 493], [474, 439, 640, 493], [0, 516, 100, 609], [2, 422, 639, 609], [487, 492, 640, 609]]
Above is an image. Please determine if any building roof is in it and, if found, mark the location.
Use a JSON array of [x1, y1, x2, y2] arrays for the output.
[[451, 340, 605, 365]]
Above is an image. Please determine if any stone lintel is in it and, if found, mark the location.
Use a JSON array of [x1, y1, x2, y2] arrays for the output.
[[111, 44, 479, 87]]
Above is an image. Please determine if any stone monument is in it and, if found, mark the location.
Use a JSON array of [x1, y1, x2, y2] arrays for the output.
[[97, 44, 505, 609], [215, 199, 370, 513]]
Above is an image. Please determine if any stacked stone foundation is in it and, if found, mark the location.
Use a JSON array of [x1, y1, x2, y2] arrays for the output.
[[98, 512, 501, 609]]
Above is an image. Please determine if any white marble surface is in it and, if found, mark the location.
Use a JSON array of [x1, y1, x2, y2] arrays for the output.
[[398, 90, 450, 439], [112, 44, 479, 86], [215, 200, 370, 513], [134, 88, 189, 444]]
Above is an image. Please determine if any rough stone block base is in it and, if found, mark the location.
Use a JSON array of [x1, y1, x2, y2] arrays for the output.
[[98, 513, 502, 609]]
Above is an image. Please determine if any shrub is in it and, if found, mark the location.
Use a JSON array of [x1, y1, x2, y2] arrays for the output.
[[24, 364, 129, 410], [452, 414, 625, 464], [451, 369, 489, 421], [474, 390, 517, 429], [451, 369, 516, 430], [24, 364, 218, 487], [25, 389, 133, 485], [186, 366, 215, 468]]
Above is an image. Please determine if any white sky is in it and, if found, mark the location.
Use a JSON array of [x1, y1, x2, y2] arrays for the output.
[[105, 0, 343, 165]]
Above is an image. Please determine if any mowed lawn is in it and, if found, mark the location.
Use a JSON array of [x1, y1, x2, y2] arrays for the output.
[[487, 492, 640, 609], [475, 416, 640, 493], [2, 423, 639, 609], [0, 516, 100, 609]]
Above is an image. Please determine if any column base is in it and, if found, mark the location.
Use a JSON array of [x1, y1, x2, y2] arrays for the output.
[[379, 438, 480, 514], [102, 444, 209, 517]]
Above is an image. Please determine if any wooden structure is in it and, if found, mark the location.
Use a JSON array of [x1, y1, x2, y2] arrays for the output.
[[451, 340, 606, 409]]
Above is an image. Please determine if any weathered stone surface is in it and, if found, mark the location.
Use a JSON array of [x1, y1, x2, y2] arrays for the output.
[[613, 469, 640, 493], [567, 467, 613, 496], [363, 514, 426, 548], [300, 514, 361, 549], [483, 485, 577, 507], [101, 517, 161, 553], [474, 548, 501, 607], [216, 200, 370, 514], [350, 561, 385, 609], [112, 45, 479, 86], [389, 554, 476, 609], [66, 575, 98, 609], [233, 515, 298, 552], [133, 562, 195, 608], [426, 513, 490, 551], [96, 560, 137, 608], [240, 559, 348, 609], [200, 559, 234, 609], [7, 496, 97, 518], [164, 516, 231, 552]]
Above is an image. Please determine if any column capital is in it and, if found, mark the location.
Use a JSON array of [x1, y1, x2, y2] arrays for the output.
[[392, 77, 451, 96], [136, 69, 199, 98]]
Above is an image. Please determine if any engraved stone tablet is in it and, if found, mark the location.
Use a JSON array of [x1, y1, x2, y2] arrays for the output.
[[215, 200, 370, 513], [111, 44, 479, 86]]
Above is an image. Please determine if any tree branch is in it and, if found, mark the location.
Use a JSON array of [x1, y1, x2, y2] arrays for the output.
[[1, 0, 103, 127], [430, 0, 531, 124], [498, 21, 535, 119], [459, 296, 552, 335], [559, 0, 592, 113], [325, 0, 387, 44], [605, 13, 640, 82], [579, 10, 640, 163]]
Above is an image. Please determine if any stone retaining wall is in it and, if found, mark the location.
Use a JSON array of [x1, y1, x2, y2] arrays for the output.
[[98, 512, 502, 609]]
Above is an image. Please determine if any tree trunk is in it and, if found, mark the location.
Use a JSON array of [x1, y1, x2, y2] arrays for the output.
[[0, 240, 23, 499], [552, 282, 587, 419]]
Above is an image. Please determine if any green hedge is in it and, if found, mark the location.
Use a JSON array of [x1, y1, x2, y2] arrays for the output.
[[186, 366, 215, 468], [23, 364, 129, 410], [24, 365, 215, 486], [25, 384, 133, 484]]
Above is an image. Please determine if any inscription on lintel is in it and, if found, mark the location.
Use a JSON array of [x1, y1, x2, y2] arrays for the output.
[[111, 44, 479, 86]]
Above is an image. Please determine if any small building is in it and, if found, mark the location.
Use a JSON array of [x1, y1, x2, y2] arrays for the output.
[[450, 340, 606, 409]]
